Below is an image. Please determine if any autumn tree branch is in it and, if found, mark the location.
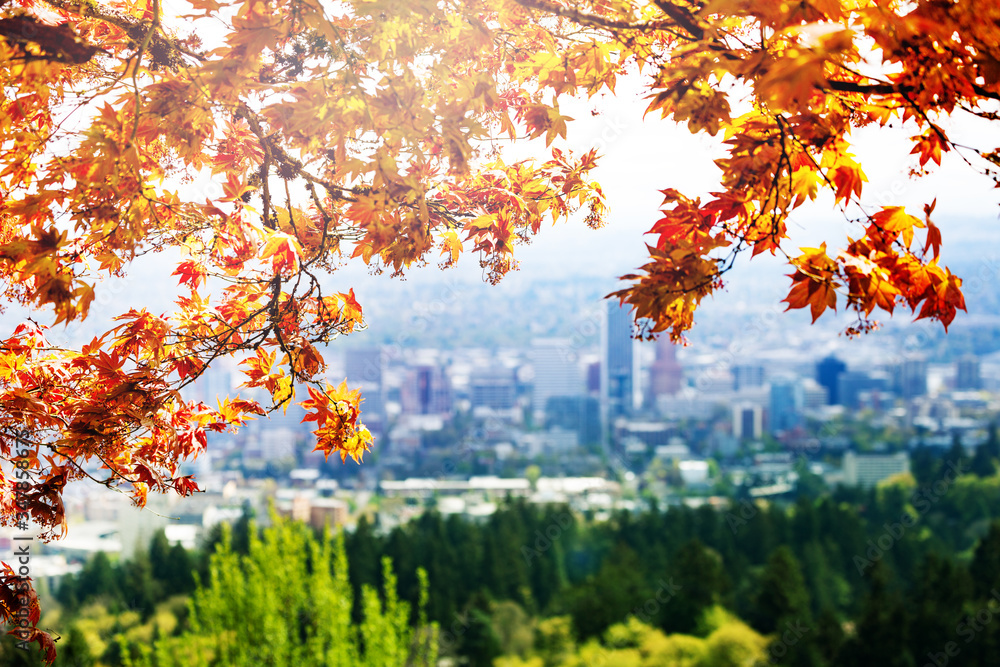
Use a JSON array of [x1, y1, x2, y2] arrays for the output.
[[40, 0, 204, 65], [511, 0, 689, 38]]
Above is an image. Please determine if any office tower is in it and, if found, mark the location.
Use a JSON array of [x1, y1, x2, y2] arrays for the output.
[[893, 357, 928, 400], [401, 365, 452, 415], [649, 337, 683, 398], [837, 371, 890, 410], [545, 396, 601, 445], [587, 361, 601, 396], [470, 367, 517, 410], [345, 347, 383, 385], [601, 301, 636, 421], [531, 338, 582, 414], [345, 347, 385, 434], [733, 364, 765, 391], [769, 378, 803, 434], [816, 356, 846, 405], [733, 403, 764, 440], [956, 355, 982, 390], [800, 378, 828, 410]]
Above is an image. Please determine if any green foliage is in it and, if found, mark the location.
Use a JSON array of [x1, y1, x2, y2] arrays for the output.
[[971, 424, 1000, 478], [700, 621, 770, 667], [533, 616, 576, 667], [47, 471, 1000, 667], [125, 514, 436, 667], [504, 617, 767, 667], [492, 601, 535, 658], [660, 540, 729, 636], [750, 546, 811, 634]]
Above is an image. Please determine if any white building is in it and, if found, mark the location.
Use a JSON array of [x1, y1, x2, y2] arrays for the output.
[[842, 451, 910, 487]]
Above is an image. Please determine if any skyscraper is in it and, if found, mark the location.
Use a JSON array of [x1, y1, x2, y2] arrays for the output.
[[602, 301, 636, 422], [956, 355, 982, 391], [531, 338, 582, 414], [345, 347, 386, 435], [649, 337, 683, 399], [401, 365, 452, 415], [837, 371, 889, 410], [816, 356, 846, 405], [733, 403, 763, 440], [769, 378, 803, 434], [470, 367, 517, 410], [345, 347, 384, 386], [733, 364, 765, 391], [893, 357, 927, 400]]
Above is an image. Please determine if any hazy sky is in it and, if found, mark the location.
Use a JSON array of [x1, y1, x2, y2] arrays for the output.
[[8, 61, 1000, 349], [340, 73, 1000, 318]]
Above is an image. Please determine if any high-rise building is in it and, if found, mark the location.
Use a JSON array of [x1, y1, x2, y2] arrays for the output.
[[345, 348, 384, 385], [800, 378, 828, 410], [837, 371, 889, 409], [401, 365, 452, 415], [956, 355, 982, 391], [345, 348, 386, 435], [531, 338, 582, 414], [586, 361, 601, 396], [769, 378, 803, 434], [650, 337, 683, 399], [601, 302, 636, 421], [733, 403, 763, 440], [545, 396, 601, 445], [733, 364, 765, 391], [893, 357, 928, 400], [470, 368, 517, 410], [816, 356, 846, 405]]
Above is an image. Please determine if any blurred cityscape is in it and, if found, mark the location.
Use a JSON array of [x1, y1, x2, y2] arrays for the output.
[[10, 268, 1000, 588]]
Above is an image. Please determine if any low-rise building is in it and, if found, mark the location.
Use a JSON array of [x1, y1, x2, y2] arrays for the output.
[[842, 451, 910, 487]]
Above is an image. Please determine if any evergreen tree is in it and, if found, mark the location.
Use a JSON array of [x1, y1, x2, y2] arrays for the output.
[[750, 546, 811, 634], [459, 595, 502, 667], [347, 514, 382, 623], [943, 434, 969, 475], [985, 423, 1000, 459], [837, 562, 914, 667], [813, 608, 844, 667], [121, 548, 161, 618], [906, 555, 972, 665], [970, 521, 1000, 597], [971, 424, 1000, 478], [910, 446, 939, 487], [660, 539, 729, 635], [55, 572, 78, 610], [53, 624, 92, 667], [148, 530, 195, 596], [74, 551, 120, 605], [750, 546, 823, 667], [566, 544, 647, 640]]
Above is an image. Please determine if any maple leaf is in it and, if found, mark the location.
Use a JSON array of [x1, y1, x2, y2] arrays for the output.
[[784, 244, 840, 323], [173, 260, 208, 290], [301, 381, 372, 463], [870, 206, 924, 248], [440, 230, 463, 266], [911, 130, 948, 167], [260, 231, 302, 273]]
